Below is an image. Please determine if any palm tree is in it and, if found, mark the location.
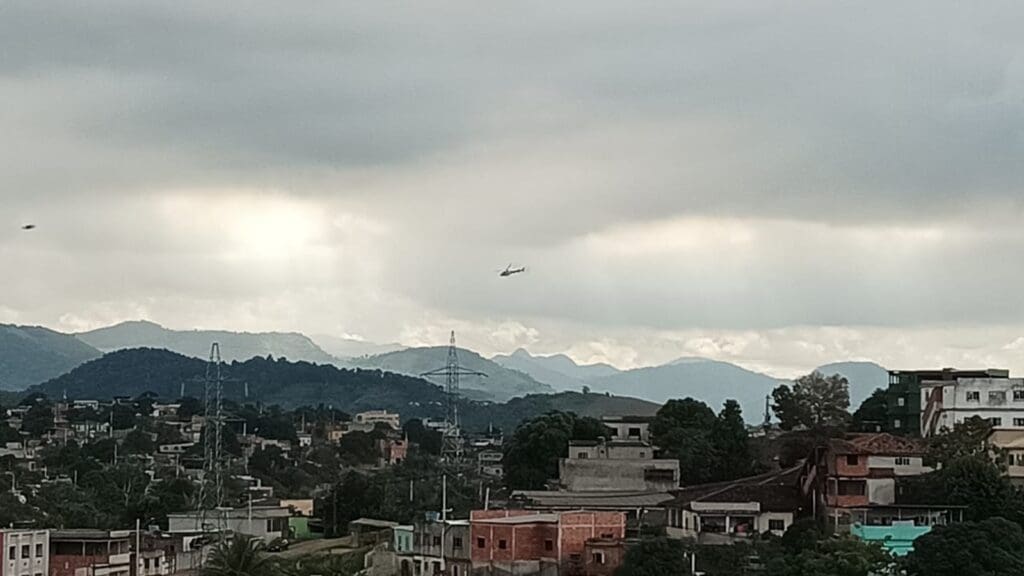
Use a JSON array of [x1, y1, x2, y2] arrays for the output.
[[202, 536, 278, 576]]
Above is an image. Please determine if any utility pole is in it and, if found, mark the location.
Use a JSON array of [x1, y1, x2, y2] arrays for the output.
[[420, 332, 486, 463]]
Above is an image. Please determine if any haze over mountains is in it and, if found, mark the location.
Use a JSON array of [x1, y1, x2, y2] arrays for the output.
[[342, 346, 555, 403], [0, 324, 101, 390], [2, 319, 892, 417]]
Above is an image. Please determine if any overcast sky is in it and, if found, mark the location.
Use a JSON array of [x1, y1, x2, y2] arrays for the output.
[[3, 1, 1024, 376]]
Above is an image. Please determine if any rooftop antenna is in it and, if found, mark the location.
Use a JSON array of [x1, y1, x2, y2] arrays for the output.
[[420, 331, 486, 463]]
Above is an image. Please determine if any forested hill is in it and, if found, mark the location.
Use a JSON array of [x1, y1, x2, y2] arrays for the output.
[[31, 348, 447, 418], [0, 324, 102, 390]]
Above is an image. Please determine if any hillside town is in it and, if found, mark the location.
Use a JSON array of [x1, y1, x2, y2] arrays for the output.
[[3, 358, 1024, 576]]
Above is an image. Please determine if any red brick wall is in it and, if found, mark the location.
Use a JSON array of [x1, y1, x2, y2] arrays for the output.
[[834, 455, 868, 477], [50, 555, 109, 576], [470, 511, 626, 567], [584, 542, 625, 576]]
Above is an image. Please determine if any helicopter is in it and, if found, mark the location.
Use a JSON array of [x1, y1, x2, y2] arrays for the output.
[[21, 224, 35, 230], [499, 264, 526, 277]]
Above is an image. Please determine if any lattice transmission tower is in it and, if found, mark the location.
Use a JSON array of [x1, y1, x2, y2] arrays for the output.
[[421, 331, 486, 462], [197, 343, 225, 520]]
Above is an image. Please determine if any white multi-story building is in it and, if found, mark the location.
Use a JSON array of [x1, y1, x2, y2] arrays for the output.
[[920, 377, 1024, 437], [1, 530, 49, 576], [354, 410, 400, 430]]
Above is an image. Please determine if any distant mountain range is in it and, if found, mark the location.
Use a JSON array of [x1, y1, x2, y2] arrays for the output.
[[343, 346, 554, 402], [0, 318, 894, 420], [310, 333, 406, 359], [0, 324, 101, 390], [491, 348, 620, 392], [77, 320, 336, 364], [28, 347, 656, 433]]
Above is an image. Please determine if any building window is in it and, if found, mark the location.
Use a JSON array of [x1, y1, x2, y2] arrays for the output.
[[35, 543, 42, 557], [768, 519, 785, 532], [544, 539, 554, 552], [897, 397, 905, 407], [990, 391, 1007, 404], [498, 539, 508, 550], [639, 451, 646, 458], [838, 480, 866, 496], [452, 537, 463, 549], [846, 455, 859, 466], [600, 533, 614, 539], [895, 457, 911, 466], [476, 538, 486, 549], [966, 391, 980, 402], [570, 554, 582, 562], [628, 427, 642, 437], [432, 536, 442, 546], [592, 552, 605, 564], [1014, 418, 1024, 427], [577, 452, 588, 459], [893, 419, 902, 429], [1014, 390, 1024, 401], [989, 417, 1003, 427], [21, 545, 29, 559], [8, 547, 14, 560]]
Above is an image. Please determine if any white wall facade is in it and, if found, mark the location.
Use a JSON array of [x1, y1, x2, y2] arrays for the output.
[[1, 530, 49, 576], [865, 456, 931, 476], [921, 378, 1024, 436]]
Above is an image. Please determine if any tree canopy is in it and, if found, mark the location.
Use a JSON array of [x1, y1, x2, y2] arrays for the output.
[[651, 398, 756, 485], [614, 537, 691, 576], [503, 411, 609, 490], [772, 371, 850, 431], [850, 388, 887, 433], [905, 517, 1024, 576]]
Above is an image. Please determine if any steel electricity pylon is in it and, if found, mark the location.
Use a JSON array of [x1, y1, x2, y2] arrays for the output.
[[420, 331, 486, 462], [197, 343, 225, 521]]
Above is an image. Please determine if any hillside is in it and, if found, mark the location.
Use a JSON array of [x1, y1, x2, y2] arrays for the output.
[[587, 357, 785, 422], [815, 361, 888, 406], [491, 349, 620, 392], [344, 346, 553, 402], [0, 324, 102, 390], [27, 348, 656, 432], [32, 347, 447, 418], [462, 391, 660, 435], [77, 320, 336, 364]]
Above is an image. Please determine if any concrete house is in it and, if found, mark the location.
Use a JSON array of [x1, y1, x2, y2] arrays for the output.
[[665, 466, 804, 543], [559, 440, 679, 492], [1, 530, 49, 576]]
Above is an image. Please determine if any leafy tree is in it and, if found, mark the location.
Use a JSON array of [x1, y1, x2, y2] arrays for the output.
[[122, 429, 155, 455], [926, 416, 1001, 467], [337, 431, 381, 465], [851, 388, 887, 433], [503, 411, 609, 489], [202, 537, 277, 576], [177, 396, 203, 421], [714, 400, 755, 479], [0, 423, 21, 443], [772, 372, 849, 431], [905, 517, 1024, 576], [21, 397, 54, 437], [615, 537, 691, 576], [651, 398, 718, 438], [765, 536, 890, 576], [658, 427, 720, 485], [652, 398, 755, 485], [403, 419, 442, 455], [936, 455, 1023, 524]]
